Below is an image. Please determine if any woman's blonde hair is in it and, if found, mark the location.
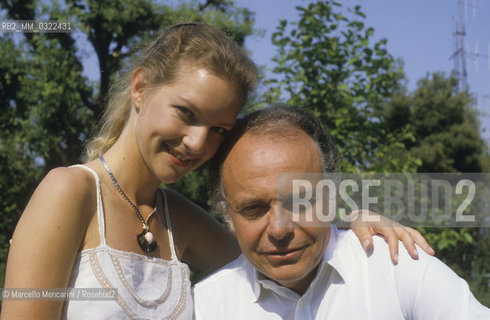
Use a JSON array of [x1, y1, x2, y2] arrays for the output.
[[84, 23, 258, 161]]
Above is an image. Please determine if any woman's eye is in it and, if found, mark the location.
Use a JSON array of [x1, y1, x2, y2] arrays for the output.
[[211, 127, 229, 136], [175, 106, 195, 121]]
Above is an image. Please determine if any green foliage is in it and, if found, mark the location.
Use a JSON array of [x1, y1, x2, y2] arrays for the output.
[[385, 72, 484, 172], [264, 0, 418, 173], [470, 231, 490, 306], [0, 36, 34, 291], [385, 72, 489, 305], [166, 164, 213, 214]]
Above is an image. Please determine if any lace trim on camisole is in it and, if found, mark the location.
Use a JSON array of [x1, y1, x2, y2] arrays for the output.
[[63, 164, 192, 320]]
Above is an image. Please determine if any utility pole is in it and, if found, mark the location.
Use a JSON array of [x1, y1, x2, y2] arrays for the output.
[[451, 0, 468, 92]]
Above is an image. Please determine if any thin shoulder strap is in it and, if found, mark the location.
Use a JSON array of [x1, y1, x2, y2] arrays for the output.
[[70, 165, 107, 246], [159, 189, 178, 261]]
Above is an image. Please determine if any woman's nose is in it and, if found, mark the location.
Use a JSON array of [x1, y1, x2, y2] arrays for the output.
[[183, 126, 208, 155]]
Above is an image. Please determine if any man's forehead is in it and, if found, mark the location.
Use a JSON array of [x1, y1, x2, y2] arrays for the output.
[[224, 129, 316, 163], [222, 130, 324, 197]]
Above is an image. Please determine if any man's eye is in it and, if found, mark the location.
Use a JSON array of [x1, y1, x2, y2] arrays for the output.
[[282, 195, 316, 213], [239, 205, 269, 219]]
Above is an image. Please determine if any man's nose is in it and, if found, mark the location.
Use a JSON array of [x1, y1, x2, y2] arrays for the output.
[[266, 204, 294, 241]]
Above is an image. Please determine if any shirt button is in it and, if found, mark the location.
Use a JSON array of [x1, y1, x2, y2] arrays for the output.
[[299, 299, 305, 307]]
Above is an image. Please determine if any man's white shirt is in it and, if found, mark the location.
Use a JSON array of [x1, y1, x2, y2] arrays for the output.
[[193, 225, 490, 319]]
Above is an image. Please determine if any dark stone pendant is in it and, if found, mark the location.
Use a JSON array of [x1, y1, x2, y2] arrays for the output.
[[137, 229, 157, 253]]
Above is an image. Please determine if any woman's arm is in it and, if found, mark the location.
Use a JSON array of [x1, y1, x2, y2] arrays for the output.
[[1, 168, 94, 320], [164, 189, 240, 274], [170, 190, 433, 274]]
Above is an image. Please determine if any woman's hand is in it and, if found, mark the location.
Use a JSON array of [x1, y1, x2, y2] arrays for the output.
[[349, 210, 435, 264]]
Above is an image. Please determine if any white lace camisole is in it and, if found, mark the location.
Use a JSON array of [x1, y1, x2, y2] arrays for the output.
[[61, 165, 193, 319]]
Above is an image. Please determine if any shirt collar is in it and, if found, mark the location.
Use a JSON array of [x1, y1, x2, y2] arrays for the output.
[[322, 225, 348, 282], [251, 225, 346, 302], [251, 268, 261, 302]]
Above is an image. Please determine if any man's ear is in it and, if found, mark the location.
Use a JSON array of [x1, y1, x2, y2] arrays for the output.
[[223, 211, 235, 233], [131, 67, 147, 111]]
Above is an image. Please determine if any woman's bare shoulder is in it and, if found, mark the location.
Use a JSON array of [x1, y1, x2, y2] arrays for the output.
[[42, 165, 96, 195], [14, 165, 98, 245], [2, 165, 99, 318]]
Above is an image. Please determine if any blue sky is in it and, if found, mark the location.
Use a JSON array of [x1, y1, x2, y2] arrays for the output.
[[235, 0, 490, 144]]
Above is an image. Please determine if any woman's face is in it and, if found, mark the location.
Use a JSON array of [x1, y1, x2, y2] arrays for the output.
[[133, 66, 243, 184]]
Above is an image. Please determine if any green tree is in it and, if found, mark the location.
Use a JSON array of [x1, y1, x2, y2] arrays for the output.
[[385, 72, 484, 172], [385, 72, 490, 305], [265, 0, 419, 173], [0, 35, 43, 288], [0, 0, 256, 287]]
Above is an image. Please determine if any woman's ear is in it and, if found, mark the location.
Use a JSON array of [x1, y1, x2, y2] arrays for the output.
[[131, 67, 147, 111]]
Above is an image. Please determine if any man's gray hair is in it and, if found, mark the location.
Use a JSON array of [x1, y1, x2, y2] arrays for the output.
[[209, 104, 339, 229]]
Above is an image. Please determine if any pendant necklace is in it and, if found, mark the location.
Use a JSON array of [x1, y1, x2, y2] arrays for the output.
[[99, 155, 157, 253]]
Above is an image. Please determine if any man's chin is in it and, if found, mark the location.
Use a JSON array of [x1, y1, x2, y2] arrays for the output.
[[259, 265, 313, 285]]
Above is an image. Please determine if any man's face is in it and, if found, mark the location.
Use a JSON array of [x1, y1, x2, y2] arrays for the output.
[[222, 129, 330, 294]]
